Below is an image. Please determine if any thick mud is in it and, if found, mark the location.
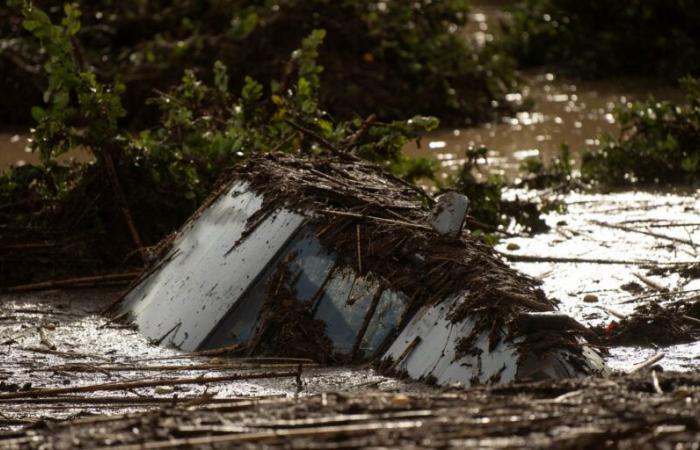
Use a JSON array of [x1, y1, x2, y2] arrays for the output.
[[0, 289, 430, 429], [2, 370, 699, 448], [498, 190, 700, 372]]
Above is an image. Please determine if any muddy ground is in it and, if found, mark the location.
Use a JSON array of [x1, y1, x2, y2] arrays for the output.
[[0, 285, 698, 449], [2, 373, 700, 449]]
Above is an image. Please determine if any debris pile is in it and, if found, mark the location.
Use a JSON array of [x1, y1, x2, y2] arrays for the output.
[[2, 371, 699, 449], [116, 153, 604, 386], [597, 301, 700, 346]]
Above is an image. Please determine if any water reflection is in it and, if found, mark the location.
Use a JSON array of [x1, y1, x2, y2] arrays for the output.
[[0, 130, 93, 172], [404, 73, 683, 181], [0, 131, 33, 169]]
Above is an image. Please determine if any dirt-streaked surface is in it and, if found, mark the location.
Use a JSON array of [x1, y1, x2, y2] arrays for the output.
[[2, 371, 699, 449], [0, 289, 430, 429], [497, 190, 700, 371]]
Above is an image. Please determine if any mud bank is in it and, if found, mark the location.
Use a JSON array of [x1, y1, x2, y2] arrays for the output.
[[0, 289, 429, 429], [2, 371, 699, 449], [498, 190, 700, 371]]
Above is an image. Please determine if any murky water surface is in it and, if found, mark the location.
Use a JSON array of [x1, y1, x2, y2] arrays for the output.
[[0, 131, 33, 169], [497, 190, 700, 372], [0, 289, 431, 428], [405, 73, 682, 182], [0, 131, 92, 172], [408, 1, 699, 372], [406, 1, 683, 182]]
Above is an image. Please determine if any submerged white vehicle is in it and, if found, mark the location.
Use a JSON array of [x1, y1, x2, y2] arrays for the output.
[[115, 153, 605, 386]]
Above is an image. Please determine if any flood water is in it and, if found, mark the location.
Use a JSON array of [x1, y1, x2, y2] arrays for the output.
[[404, 74, 682, 182], [405, 1, 682, 182], [406, 1, 699, 373], [0, 130, 91, 171], [0, 131, 33, 170]]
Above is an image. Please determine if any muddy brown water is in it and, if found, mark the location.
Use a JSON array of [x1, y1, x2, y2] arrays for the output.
[[0, 289, 432, 428], [0, 130, 92, 171], [406, 1, 683, 182], [404, 73, 683, 182], [0, 131, 34, 170]]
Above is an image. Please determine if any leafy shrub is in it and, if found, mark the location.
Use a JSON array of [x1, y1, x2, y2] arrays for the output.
[[499, 0, 700, 79], [520, 144, 576, 191], [445, 146, 549, 233], [1, 0, 520, 126], [0, 3, 446, 282], [1, 2, 549, 284], [582, 77, 700, 185]]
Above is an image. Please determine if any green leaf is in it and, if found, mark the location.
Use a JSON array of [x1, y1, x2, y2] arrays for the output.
[[30, 106, 46, 122]]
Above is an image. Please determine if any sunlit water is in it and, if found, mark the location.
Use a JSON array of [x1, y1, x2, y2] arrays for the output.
[[498, 190, 700, 371], [404, 72, 682, 182], [406, 0, 682, 182], [0, 130, 91, 171], [0, 131, 33, 169], [405, 2, 699, 372]]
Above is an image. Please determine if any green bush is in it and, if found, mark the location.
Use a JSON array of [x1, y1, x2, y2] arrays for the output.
[[1, 0, 520, 126], [0, 2, 549, 284], [499, 0, 700, 79], [0, 3, 447, 282], [582, 77, 700, 185]]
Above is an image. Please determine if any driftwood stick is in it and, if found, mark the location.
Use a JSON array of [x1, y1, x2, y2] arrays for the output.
[[595, 305, 626, 320], [651, 369, 663, 394], [0, 395, 273, 405], [38, 327, 56, 350], [389, 336, 422, 373], [0, 371, 298, 400], [103, 150, 149, 263], [100, 420, 423, 450], [356, 224, 363, 274], [319, 209, 431, 230], [648, 222, 700, 228], [19, 346, 111, 361], [40, 361, 319, 373], [285, 119, 339, 153], [592, 220, 696, 247], [2, 272, 139, 294], [632, 272, 669, 292], [629, 352, 665, 374], [351, 289, 383, 360], [125, 343, 243, 362], [499, 252, 660, 266], [345, 114, 377, 150], [682, 315, 700, 326]]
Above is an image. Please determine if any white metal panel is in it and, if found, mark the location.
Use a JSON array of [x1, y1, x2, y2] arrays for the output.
[[119, 182, 305, 351], [382, 294, 520, 386], [198, 226, 336, 349], [312, 268, 378, 354]]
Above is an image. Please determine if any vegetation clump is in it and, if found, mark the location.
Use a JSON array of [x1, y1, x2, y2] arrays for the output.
[[0, 3, 445, 282], [581, 77, 700, 186], [1, 0, 520, 126], [499, 0, 700, 79], [519, 144, 576, 191]]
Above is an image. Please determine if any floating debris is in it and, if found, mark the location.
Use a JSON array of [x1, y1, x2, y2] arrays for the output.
[[115, 153, 605, 386], [595, 301, 700, 346], [4, 371, 700, 449]]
